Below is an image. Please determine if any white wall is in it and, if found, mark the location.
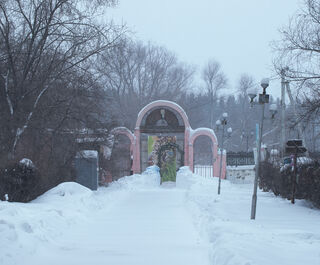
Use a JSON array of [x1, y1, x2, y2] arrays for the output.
[[226, 165, 255, 184]]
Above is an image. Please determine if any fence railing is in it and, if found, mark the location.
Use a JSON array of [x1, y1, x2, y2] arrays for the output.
[[227, 152, 255, 166], [194, 165, 213, 178]]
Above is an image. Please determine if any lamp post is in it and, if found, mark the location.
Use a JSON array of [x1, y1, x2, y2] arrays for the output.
[[248, 78, 275, 220], [216, 113, 232, 195]]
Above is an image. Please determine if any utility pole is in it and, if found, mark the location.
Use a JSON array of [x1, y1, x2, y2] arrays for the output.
[[249, 78, 273, 220], [280, 68, 287, 159], [251, 103, 265, 219], [216, 113, 232, 195], [218, 127, 225, 195]]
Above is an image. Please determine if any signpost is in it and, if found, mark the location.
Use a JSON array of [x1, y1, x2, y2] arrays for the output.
[[285, 140, 307, 204]]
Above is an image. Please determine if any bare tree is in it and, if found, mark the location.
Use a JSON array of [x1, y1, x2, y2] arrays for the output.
[[0, 0, 124, 160], [201, 59, 227, 128], [238, 74, 256, 97], [97, 39, 194, 129], [236, 74, 257, 150], [274, 0, 320, 114], [271, 0, 320, 152]]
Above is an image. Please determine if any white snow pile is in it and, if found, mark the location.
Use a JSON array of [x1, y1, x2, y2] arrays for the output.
[[19, 158, 34, 168], [280, 156, 315, 172], [0, 167, 160, 265], [179, 168, 320, 265], [109, 165, 161, 190], [0, 182, 98, 265], [76, 150, 98, 158], [176, 166, 198, 189]]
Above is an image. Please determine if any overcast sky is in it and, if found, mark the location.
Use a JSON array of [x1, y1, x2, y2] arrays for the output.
[[109, 0, 302, 98]]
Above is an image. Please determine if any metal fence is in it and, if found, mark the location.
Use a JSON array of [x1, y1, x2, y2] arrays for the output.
[[227, 152, 255, 166], [194, 165, 213, 178]]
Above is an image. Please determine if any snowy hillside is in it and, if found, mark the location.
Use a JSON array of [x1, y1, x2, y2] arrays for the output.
[[1, 166, 319, 265]]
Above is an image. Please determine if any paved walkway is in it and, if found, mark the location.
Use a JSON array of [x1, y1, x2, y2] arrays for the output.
[[29, 188, 210, 265]]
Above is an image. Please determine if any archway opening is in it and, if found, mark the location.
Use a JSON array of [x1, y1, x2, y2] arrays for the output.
[[139, 107, 186, 172], [193, 135, 214, 177], [109, 134, 132, 181]]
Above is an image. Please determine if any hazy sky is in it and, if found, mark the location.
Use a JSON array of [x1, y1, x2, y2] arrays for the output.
[[109, 0, 302, 98]]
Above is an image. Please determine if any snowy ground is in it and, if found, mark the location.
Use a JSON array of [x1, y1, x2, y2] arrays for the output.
[[1, 166, 320, 265]]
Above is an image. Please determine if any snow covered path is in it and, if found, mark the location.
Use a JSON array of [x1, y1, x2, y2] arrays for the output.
[[1, 166, 320, 265], [27, 188, 210, 265]]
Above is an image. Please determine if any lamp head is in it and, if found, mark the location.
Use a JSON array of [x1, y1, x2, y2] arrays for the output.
[[248, 93, 257, 103], [216, 119, 221, 127], [247, 87, 257, 105], [222, 112, 228, 119], [261, 78, 270, 90]]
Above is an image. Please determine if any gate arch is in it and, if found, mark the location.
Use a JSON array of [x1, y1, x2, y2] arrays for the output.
[[133, 100, 191, 173], [189, 128, 218, 177], [108, 100, 224, 181], [110, 127, 135, 177]]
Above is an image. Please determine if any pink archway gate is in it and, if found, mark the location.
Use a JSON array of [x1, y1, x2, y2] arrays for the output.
[[110, 100, 226, 178], [111, 127, 135, 148], [133, 100, 191, 173], [111, 127, 135, 171], [189, 128, 220, 178]]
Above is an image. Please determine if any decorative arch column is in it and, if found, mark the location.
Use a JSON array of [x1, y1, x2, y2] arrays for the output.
[[189, 128, 218, 177], [134, 100, 191, 173], [111, 127, 136, 172]]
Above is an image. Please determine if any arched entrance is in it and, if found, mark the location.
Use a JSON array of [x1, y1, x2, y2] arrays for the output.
[[110, 127, 135, 180], [134, 100, 191, 174], [107, 100, 225, 183], [189, 128, 218, 177], [109, 134, 132, 180], [193, 135, 214, 177]]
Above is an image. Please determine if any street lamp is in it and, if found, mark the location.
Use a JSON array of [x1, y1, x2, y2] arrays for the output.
[[216, 113, 232, 195], [249, 78, 277, 220]]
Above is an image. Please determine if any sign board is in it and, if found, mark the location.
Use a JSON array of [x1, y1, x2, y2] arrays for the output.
[[285, 139, 307, 155], [258, 94, 269, 104], [285, 146, 307, 154], [287, 140, 303, 147]]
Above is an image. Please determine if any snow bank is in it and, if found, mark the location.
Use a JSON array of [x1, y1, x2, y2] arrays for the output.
[[35, 182, 92, 202], [0, 168, 160, 265], [109, 165, 160, 190], [0, 182, 101, 265], [183, 171, 320, 265], [176, 166, 197, 189]]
